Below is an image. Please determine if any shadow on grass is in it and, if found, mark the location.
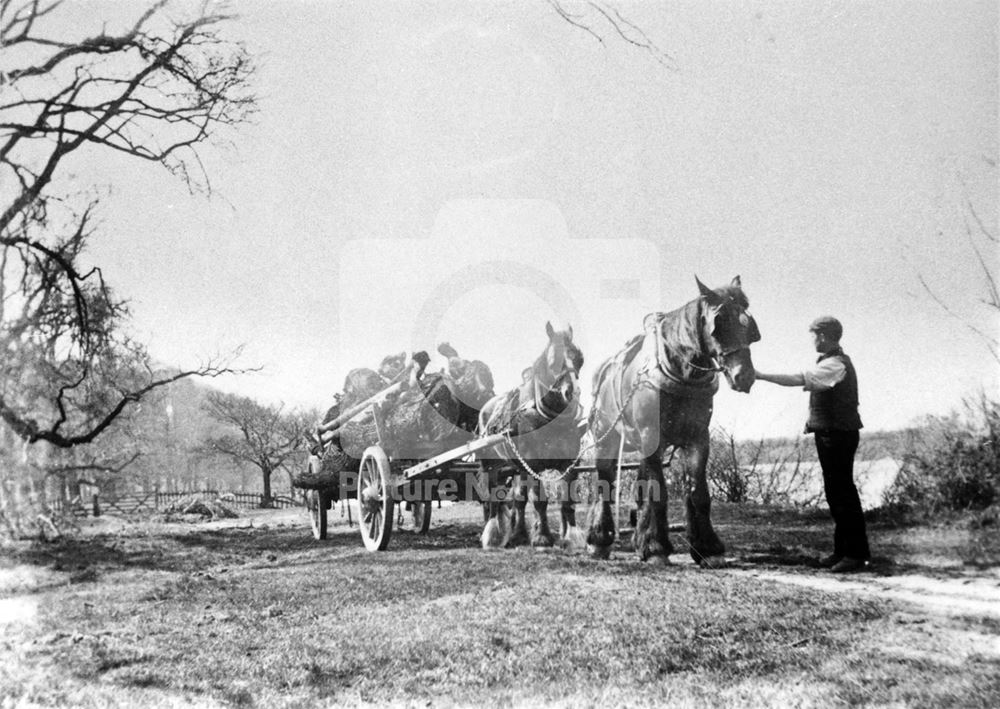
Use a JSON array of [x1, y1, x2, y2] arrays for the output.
[[5, 524, 313, 574], [6, 502, 995, 585], [3, 516, 490, 579]]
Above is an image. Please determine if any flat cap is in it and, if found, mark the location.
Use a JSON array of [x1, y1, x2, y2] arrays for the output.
[[808, 315, 843, 340]]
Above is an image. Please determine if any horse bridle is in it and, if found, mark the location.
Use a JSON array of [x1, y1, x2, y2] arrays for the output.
[[533, 364, 578, 420], [689, 298, 757, 376], [688, 344, 749, 374]]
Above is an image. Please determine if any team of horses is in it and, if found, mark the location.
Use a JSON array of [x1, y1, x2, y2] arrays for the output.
[[475, 276, 760, 567], [323, 275, 761, 566]]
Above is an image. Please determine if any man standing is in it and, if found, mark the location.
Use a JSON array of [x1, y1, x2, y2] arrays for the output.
[[754, 316, 871, 573]]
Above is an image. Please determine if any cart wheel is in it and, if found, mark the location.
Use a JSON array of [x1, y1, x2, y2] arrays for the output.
[[358, 446, 394, 551], [307, 489, 328, 540], [412, 500, 432, 534]]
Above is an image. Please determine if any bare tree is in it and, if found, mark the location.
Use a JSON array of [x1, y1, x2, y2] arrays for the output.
[[202, 391, 309, 506], [916, 161, 999, 363], [0, 0, 257, 449]]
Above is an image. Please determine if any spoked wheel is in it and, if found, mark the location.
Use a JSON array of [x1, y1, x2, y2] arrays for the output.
[[306, 489, 328, 540], [411, 500, 432, 534], [358, 446, 394, 551]]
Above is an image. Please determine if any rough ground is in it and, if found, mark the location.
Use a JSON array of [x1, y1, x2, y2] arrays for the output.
[[1, 501, 998, 708]]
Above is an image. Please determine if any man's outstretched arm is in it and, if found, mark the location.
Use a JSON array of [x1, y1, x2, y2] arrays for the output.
[[755, 370, 805, 387], [757, 358, 845, 390]]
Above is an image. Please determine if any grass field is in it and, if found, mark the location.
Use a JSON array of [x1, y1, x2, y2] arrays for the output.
[[2, 501, 998, 708]]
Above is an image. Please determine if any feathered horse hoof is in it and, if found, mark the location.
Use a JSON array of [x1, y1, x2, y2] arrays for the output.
[[530, 520, 554, 548], [587, 544, 612, 560], [561, 525, 588, 553], [481, 516, 508, 550], [645, 554, 672, 567], [530, 532, 554, 548]]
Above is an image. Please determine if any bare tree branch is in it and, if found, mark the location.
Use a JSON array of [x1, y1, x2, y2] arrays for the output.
[[546, 0, 676, 69], [0, 1, 258, 451], [910, 164, 998, 364], [546, 0, 604, 46], [965, 216, 1000, 310], [916, 272, 999, 363], [588, 2, 674, 67], [41, 451, 141, 477], [0, 360, 258, 447]]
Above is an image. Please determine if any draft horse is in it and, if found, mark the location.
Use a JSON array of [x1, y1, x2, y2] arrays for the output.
[[586, 276, 760, 567], [478, 322, 585, 549]]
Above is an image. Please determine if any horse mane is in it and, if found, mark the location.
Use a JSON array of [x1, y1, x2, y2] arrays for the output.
[[659, 299, 707, 361], [649, 284, 753, 382], [712, 285, 749, 309], [662, 285, 749, 347], [565, 340, 584, 373]]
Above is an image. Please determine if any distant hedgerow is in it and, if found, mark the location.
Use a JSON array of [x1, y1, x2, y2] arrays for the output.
[[883, 395, 999, 517]]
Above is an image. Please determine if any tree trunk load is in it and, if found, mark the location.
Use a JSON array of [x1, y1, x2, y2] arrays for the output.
[[292, 349, 495, 492]]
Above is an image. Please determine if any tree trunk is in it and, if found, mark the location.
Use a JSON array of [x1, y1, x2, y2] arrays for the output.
[[262, 467, 273, 508], [68, 473, 82, 502]]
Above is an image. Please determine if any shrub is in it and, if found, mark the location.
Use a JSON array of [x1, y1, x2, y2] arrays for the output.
[[706, 429, 823, 507], [706, 428, 748, 503], [883, 395, 1000, 517]]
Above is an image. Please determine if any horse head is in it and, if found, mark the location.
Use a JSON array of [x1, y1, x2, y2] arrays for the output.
[[534, 321, 584, 417], [696, 275, 760, 393]]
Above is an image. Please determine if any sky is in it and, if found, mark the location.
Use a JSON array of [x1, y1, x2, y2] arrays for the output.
[[58, 0, 998, 439]]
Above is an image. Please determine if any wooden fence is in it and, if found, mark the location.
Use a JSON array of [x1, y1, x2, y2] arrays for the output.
[[154, 491, 299, 511], [49, 490, 300, 518]]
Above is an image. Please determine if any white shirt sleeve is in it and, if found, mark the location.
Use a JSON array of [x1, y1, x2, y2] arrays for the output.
[[802, 357, 846, 392]]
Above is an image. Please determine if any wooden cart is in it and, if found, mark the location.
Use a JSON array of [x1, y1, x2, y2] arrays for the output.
[[349, 432, 504, 551], [303, 380, 504, 551]]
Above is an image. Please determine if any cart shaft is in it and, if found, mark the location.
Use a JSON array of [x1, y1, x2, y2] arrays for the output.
[[401, 432, 507, 480]]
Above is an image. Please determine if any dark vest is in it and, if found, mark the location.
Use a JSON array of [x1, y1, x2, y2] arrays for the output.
[[806, 348, 862, 432]]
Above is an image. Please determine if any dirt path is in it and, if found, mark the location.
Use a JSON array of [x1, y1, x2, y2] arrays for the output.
[[724, 565, 1000, 670], [727, 566, 1000, 619]]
